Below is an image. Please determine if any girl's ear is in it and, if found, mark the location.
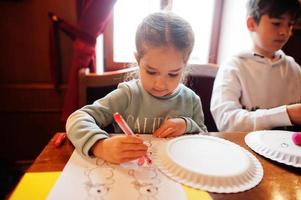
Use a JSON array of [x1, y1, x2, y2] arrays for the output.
[[134, 52, 140, 64], [247, 16, 256, 32]]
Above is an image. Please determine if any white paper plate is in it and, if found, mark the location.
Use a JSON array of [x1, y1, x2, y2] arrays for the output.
[[245, 130, 301, 168], [153, 135, 263, 193]]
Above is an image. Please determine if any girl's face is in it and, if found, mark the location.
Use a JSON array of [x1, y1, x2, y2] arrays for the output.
[[248, 13, 294, 59], [136, 46, 186, 97]]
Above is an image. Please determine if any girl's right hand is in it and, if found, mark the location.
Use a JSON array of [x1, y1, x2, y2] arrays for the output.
[[91, 135, 148, 164], [153, 118, 186, 138]]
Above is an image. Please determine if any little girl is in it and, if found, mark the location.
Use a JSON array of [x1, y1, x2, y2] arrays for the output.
[[66, 11, 207, 164]]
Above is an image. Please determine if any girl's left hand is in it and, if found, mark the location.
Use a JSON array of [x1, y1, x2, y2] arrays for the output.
[[153, 118, 186, 138]]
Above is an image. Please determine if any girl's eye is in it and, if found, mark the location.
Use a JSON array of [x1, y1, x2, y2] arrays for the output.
[[168, 73, 180, 78], [146, 70, 157, 75]]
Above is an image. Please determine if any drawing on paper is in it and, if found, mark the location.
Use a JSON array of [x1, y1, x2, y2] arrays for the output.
[[47, 135, 190, 200], [84, 159, 115, 200], [83, 137, 162, 200], [129, 167, 161, 200]]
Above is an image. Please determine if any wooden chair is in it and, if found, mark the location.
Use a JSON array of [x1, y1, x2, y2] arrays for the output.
[[78, 67, 138, 107], [185, 64, 219, 132]]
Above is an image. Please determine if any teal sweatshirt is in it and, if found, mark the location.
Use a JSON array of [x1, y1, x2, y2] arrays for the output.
[[66, 79, 207, 157]]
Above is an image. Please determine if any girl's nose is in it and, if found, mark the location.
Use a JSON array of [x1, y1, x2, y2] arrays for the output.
[[154, 76, 167, 89]]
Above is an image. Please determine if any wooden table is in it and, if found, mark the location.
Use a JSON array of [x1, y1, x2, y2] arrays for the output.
[[28, 132, 301, 200]]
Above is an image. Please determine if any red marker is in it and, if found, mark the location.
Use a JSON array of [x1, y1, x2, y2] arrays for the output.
[[113, 112, 135, 136], [54, 133, 67, 148], [113, 112, 151, 166]]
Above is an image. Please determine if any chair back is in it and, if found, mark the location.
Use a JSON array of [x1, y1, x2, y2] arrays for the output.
[[78, 67, 138, 107], [185, 64, 219, 132]]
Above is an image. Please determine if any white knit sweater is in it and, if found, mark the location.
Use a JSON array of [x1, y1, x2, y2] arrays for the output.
[[210, 50, 301, 131]]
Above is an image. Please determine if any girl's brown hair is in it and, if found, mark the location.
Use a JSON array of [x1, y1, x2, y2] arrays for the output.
[[135, 11, 195, 63]]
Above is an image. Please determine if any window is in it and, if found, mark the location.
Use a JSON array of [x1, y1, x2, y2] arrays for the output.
[[98, 0, 252, 72], [100, 0, 221, 71], [218, 0, 252, 63], [112, 0, 160, 64]]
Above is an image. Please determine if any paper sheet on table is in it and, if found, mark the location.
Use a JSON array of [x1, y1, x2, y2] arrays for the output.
[[47, 135, 212, 200]]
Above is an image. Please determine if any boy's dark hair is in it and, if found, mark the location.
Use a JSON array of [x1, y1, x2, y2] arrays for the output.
[[135, 11, 194, 62], [247, 0, 301, 24]]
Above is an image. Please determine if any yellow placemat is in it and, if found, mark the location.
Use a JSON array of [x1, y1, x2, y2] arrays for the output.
[[9, 172, 61, 200], [183, 185, 213, 200]]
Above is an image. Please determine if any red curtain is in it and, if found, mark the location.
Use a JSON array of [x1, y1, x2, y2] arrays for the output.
[[61, 0, 117, 121]]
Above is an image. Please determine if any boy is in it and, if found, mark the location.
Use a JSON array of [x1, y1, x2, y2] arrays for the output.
[[210, 0, 301, 131]]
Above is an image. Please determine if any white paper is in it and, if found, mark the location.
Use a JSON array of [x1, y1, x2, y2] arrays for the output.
[[47, 135, 187, 200]]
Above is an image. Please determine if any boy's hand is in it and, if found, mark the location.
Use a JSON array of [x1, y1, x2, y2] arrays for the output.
[[287, 103, 301, 125], [91, 135, 147, 164], [153, 118, 186, 138]]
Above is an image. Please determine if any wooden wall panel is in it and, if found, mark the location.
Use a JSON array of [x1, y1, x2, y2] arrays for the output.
[[0, 112, 63, 162], [283, 28, 301, 65], [0, 0, 76, 163], [0, 84, 65, 112]]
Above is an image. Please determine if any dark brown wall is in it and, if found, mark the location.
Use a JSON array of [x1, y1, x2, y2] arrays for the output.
[[283, 28, 301, 65], [0, 0, 76, 163]]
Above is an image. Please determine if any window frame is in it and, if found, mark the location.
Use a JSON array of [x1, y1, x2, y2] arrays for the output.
[[103, 0, 224, 72]]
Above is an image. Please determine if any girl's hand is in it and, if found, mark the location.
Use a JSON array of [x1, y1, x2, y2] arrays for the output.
[[91, 135, 148, 164], [153, 118, 186, 138]]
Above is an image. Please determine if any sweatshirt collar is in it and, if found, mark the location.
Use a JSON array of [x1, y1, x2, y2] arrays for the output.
[[238, 50, 285, 65], [138, 80, 182, 99]]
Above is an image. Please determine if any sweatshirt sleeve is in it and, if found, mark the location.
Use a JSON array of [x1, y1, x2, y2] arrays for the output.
[[210, 62, 292, 132], [66, 83, 131, 157], [184, 95, 208, 134]]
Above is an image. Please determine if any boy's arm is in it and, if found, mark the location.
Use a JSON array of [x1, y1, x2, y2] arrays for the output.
[[210, 63, 292, 132], [66, 84, 130, 157]]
